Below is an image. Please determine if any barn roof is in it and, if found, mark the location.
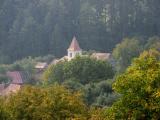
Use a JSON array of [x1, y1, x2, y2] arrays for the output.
[[68, 36, 81, 51]]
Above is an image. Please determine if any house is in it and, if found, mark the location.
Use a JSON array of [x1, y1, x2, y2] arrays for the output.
[[0, 71, 31, 95], [34, 62, 48, 80], [7, 71, 24, 85], [91, 53, 112, 61], [35, 62, 48, 69], [35, 62, 48, 73]]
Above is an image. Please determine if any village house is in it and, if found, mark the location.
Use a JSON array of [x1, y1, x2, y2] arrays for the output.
[[0, 71, 31, 95], [91, 53, 112, 61], [35, 62, 48, 72]]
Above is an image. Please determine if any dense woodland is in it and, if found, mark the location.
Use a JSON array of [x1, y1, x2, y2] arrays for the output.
[[0, 0, 160, 63]]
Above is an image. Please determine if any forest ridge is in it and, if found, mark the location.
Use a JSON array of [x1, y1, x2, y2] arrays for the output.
[[0, 0, 160, 63]]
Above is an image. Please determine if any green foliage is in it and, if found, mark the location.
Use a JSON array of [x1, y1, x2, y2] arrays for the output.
[[145, 36, 160, 51], [63, 79, 83, 91], [0, 97, 9, 120], [43, 61, 66, 84], [2, 85, 88, 120], [64, 56, 114, 84], [83, 80, 118, 106], [0, 55, 54, 74], [105, 50, 160, 119], [0, 0, 160, 62], [0, 65, 10, 74], [43, 56, 115, 106], [34, 55, 55, 63], [112, 38, 142, 72], [11, 57, 36, 73], [96, 93, 119, 107], [44, 56, 114, 85], [0, 57, 36, 74], [0, 85, 115, 120], [0, 75, 10, 84], [89, 107, 106, 120]]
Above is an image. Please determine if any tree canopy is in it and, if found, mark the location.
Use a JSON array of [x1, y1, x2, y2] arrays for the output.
[[43, 56, 115, 84], [112, 38, 142, 72], [1, 85, 88, 120], [43, 56, 116, 106], [105, 50, 160, 119]]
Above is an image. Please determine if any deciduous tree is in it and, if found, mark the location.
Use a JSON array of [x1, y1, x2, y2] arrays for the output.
[[105, 50, 160, 119]]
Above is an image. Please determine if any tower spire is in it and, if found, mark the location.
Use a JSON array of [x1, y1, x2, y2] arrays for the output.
[[68, 36, 81, 51], [67, 36, 82, 60]]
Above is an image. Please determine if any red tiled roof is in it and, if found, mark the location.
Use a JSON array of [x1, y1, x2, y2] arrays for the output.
[[7, 71, 23, 84], [68, 36, 81, 51]]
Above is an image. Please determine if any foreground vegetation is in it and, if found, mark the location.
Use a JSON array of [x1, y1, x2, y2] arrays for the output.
[[0, 49, 160, 119], [0, 85, 89, 119], [106, 50, 160, 119], [43, 56, 116, 106]]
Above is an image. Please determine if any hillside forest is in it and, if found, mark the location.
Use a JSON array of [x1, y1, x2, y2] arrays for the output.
[[0, 0, 160, 63]]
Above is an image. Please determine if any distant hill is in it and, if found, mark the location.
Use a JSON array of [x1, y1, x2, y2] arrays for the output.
[[0, 0, 159, 63]]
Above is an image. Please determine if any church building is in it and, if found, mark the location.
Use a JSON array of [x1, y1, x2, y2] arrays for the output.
[[67, 36, 82, 60]]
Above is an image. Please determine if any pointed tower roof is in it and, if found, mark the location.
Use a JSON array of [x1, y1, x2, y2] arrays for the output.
[[68, 36, 81, 51]]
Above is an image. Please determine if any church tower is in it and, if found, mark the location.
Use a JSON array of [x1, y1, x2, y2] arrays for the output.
[[67, 36, 82, 60]]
